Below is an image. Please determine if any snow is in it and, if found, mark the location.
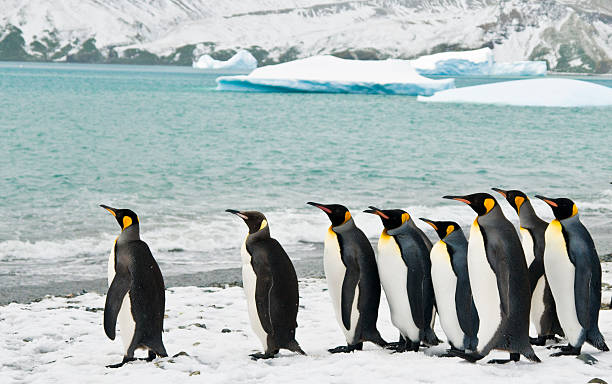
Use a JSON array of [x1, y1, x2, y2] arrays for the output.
[[1, 263, 611, 383], [418, 78, 612, 107], [410, 48, 546, 76], [193, 49, 257, 72], [216, 55, 455, 95]]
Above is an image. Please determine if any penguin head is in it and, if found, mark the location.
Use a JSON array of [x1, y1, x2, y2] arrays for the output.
[[443, 193, 498, 216], [100, 205, 139, 231], [492, 188, 528, 215], [307, 202, 352, 227], [363, 206, 410, 230], [535, 196, 579, 220], [226, 209, 268, 234], [419, 218, 459, 240]]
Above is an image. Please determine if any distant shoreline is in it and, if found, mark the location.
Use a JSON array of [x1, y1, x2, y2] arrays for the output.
[[2, 253, 610, 306], [1, 60, 611, 77], [0, 258, 324, 306]]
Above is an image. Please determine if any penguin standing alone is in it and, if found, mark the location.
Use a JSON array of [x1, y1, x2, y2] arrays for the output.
[[308, 202, 387, 353], [443, 194, 540, 363], [536, 196, 609, 356], [364, 207, 439, 351], [226, 210, 305, 359], [420, 218, 479, 354], [492, 188, 563, 345], [100, 205, 167, 368]]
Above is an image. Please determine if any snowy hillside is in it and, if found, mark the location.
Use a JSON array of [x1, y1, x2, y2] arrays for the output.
[[1, 0, 611, 72]]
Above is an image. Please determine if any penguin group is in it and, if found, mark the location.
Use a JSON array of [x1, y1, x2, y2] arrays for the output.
[[99, 189, 609, 367]]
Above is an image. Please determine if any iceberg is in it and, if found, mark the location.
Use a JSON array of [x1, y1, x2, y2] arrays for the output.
[[417, 78, 612, 107], [216, 55, 455, 95], [410, 48, 493, 76], [193, 49, 257, 72], [490, 61, 547, 76], [410, 48, 546, 76]]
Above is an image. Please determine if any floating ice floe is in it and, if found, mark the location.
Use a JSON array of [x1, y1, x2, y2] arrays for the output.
[[410, 48, 546, 76], [193, 49, 257, 72], [216, 55, 455, 95], [417, 78, 612, 107]]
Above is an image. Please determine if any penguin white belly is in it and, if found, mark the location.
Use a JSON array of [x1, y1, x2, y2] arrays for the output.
[[544, 221, 583, 346], [430, 241, 464, 349], [107, 243, 136, 353], [324, 229, 360, 344], [377, 234, 419, 342], [468, 222, 501, 353], [241, 240, 268, 349], [520, 228, 535, 267], [530, 276, 546, 335]]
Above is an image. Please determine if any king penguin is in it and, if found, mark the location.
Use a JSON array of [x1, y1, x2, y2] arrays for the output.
[[307, 202, 387, 353], [535, 195, 609, 356], [420, 218, 479, 354], [492, 188, 563, 345], [363, 207, 439, 352], [226, 209, 305, 359], [443, 194, 540, 363], [100, 205, 167, 368]]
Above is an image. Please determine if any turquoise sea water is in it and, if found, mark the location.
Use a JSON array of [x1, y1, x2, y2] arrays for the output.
[[1, 62, 611, 287]]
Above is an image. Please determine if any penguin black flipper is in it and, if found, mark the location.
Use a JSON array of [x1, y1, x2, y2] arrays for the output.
[[395, 233, 426, 330], [481, 227, 511, 317], [104, 271, 131, 340], [250, 255, 274, 335], [123, 241, 167, 357], [562, 222, 598, 331], [339, 240, 361, 331]]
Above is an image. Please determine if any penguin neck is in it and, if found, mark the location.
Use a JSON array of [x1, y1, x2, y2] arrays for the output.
[[387, 219, 411, 236], [118, 225, 140, 242], [443, 228, 467, 249], [332, 217, 356, 234], [517, 200, 546, 229], [247, 226, 271, 242], [559, 213, 580, 226], [477, 204, 505, 226]]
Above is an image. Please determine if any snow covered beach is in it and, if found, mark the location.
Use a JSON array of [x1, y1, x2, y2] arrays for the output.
[[2, 264, 611, 383]]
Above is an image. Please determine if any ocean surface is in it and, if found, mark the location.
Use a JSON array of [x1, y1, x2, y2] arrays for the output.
[[1, 62, 611, 289]]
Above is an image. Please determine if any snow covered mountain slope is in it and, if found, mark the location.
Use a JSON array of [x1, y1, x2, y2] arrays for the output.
[[1, 0, 611, 73]]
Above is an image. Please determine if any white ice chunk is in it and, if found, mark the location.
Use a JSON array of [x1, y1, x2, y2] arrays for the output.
[[411, 48, 546, 76], [216, 55, 455, 95], [418, 78, 612, 107], [411, 48, 493, 76], [490, 61, 547, 76], [193, 49, 257, 72]]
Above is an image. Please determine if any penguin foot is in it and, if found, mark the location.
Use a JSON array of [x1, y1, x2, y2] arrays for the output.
[[328, 343, 362, 354], [106, 356, 136, 368], [550, 345, 581, 357], [531, 335, 561, 346], [438, 348, 464, 358], [529, 336, 548, 346], [487, 353, 520, 364], [448, 349, 484, 363], [384, 342, 403, 351], [141, 351, 157, 362], [249, 352, 276, 360]]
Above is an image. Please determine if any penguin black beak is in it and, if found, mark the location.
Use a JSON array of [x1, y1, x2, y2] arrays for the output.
[[491, 188, 508, 198], [363, 206, 389, 219], [100, 204, 117, 217], [419, 218, 438, 230], [535, 195, 558, 207], [307, 202, 332, 214], [226, 209, 249, 220], [443, 195, 471, 205]]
